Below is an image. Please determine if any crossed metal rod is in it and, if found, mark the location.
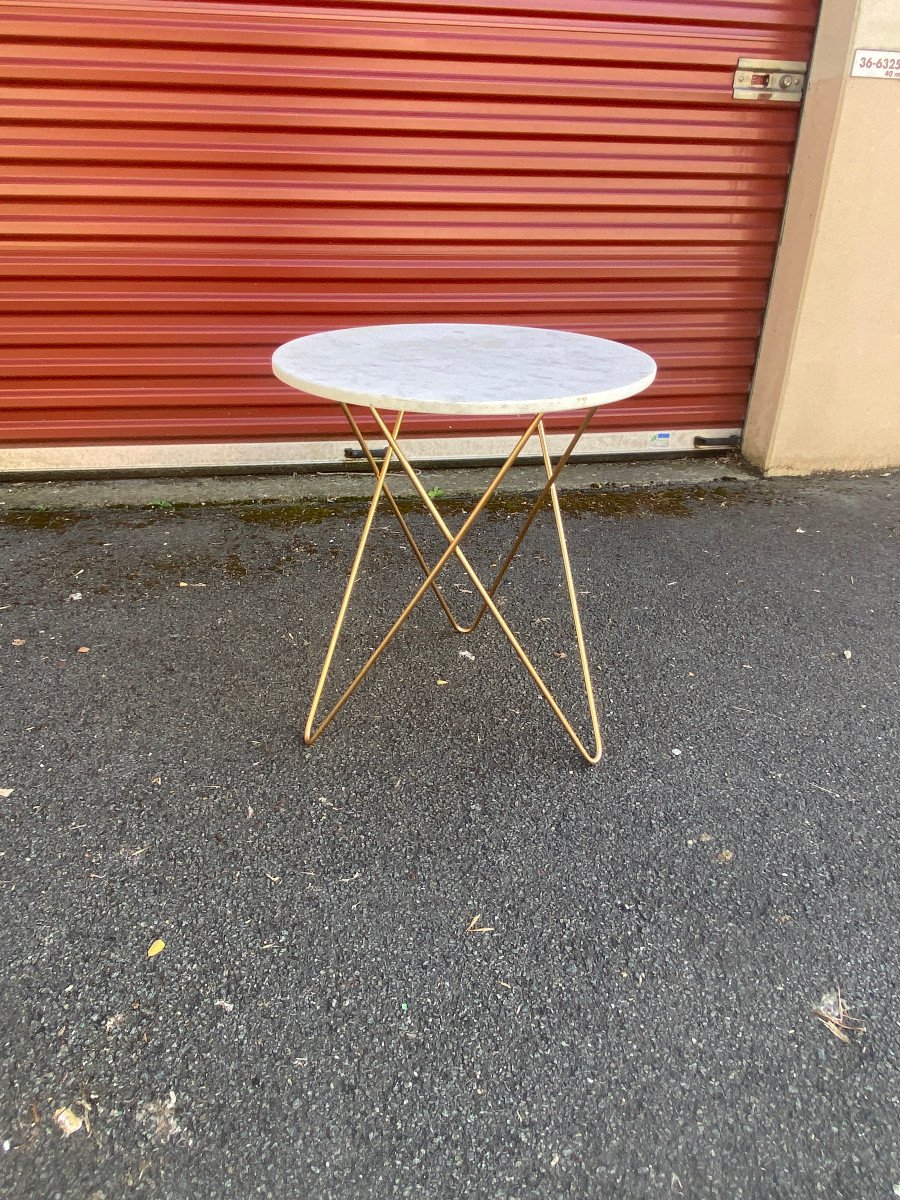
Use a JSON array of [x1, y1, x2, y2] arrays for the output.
[[304, 403, 602, 763]]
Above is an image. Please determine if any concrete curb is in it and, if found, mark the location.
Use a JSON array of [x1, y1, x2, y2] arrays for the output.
[[0, 454, 756, 511]]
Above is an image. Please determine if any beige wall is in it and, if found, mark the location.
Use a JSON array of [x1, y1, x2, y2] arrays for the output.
[[743, 0, 900, 475]]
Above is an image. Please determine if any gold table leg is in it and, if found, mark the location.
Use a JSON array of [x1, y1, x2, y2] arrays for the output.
[[304, 406, 602, 763]]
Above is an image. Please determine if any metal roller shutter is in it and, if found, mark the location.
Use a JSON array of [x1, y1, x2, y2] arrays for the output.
[[0, 0, 818, 460]]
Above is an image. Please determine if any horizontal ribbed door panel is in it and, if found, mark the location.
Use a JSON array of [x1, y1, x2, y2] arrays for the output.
[[0, 0, 819, 447]]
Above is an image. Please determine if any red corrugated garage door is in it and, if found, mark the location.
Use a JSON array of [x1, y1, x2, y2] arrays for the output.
[[0, 0, 818, 455]]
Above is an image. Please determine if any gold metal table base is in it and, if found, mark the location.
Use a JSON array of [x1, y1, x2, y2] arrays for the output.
[[304, 404, 603, 763]]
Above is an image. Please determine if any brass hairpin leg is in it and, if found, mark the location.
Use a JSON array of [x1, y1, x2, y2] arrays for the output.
[[454, 412, 596, 635], [305, 406, 602, 763], [303, 410, 403, 746], [339, 403, 468, 633], [369, 407, 601, 763], [304, 410, 544, 746], [537, 419, 601, 762]]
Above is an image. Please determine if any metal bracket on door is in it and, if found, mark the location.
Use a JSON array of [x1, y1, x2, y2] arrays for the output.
[[733, 58, 807, 102]]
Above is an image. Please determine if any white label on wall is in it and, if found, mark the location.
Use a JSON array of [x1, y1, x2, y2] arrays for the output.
[[852, 49, 900, 78]]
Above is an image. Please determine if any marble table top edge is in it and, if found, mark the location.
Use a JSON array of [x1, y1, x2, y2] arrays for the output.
[[271, 323, 657, 417]]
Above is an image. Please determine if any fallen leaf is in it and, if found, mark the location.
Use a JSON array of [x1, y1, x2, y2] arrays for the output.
[[147, 938, 165, 959], [77, 646, 90, 654], [813, 987, 865, 1044], [699, 833, 713, 843], [437, 679, 449, 686], [819, 1017, 850, 1043], [12, 638, 25, 646], [73, 1096, 92, 1135], [54, 1106, 83, 1137], [135, 1091, 180, 1143], [717, 849, 734, 863]]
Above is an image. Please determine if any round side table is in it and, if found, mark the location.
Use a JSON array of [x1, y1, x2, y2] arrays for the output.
[[273, 323, 656, 763]]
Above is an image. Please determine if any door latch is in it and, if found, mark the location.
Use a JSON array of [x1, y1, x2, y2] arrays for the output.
[[733, 58, 807, 102]]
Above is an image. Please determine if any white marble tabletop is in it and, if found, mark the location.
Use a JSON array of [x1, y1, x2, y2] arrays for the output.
[[272, 323, 656, 416]]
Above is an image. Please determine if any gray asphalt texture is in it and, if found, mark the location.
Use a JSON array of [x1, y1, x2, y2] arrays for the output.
[[0, 474, 897, 1200]]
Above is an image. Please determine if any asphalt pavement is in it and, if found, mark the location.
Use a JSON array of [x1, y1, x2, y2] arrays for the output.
[[0, 471, 897, 1200]]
